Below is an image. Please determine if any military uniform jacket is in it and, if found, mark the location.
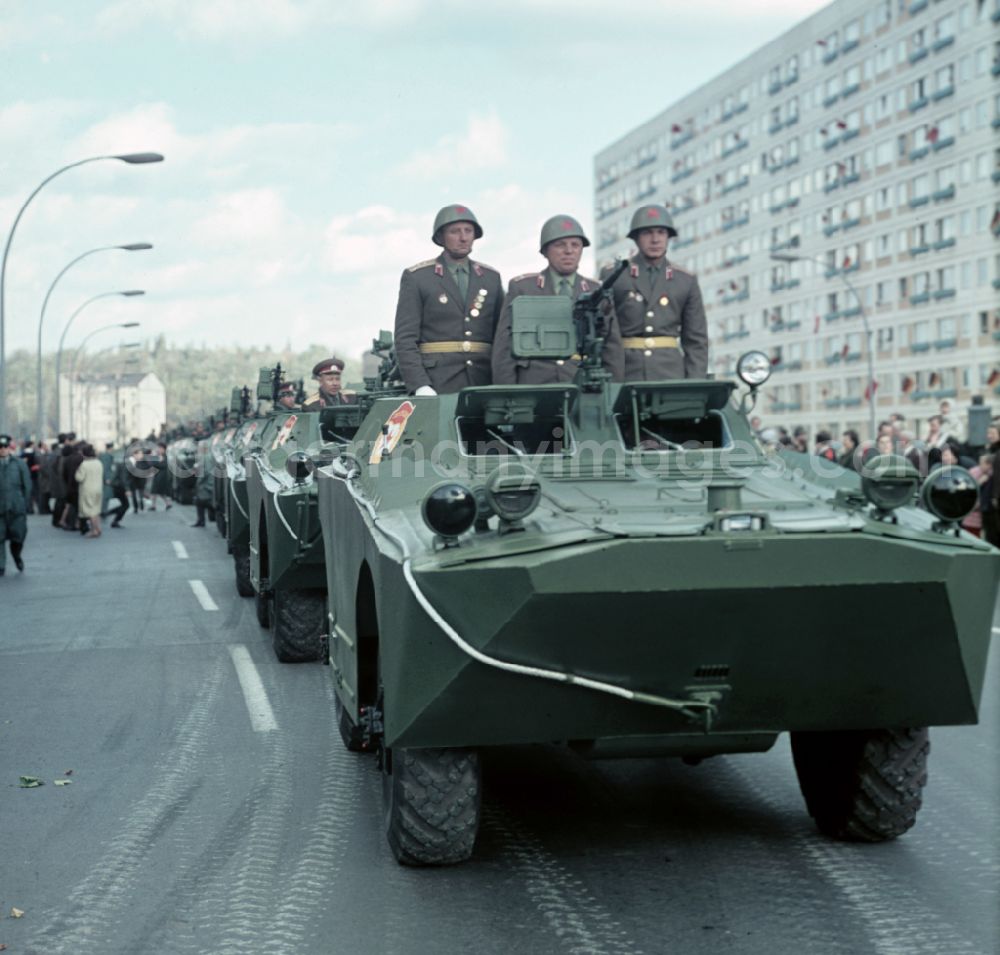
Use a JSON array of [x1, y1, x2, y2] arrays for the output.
[[492, 271, 625, 386], [601, 254, 709, 380], [301, 390, 357, 410], [0, 456, 31, 517], [394, 253, 504, 394]]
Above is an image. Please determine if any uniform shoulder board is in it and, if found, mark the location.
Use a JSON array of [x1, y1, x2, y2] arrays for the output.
[[473, 260, 499, 273], [302, 392, 320, 405], [341, 389, 357, 396], [406, 258, 437, 273], [510, 272, 540, 283], [580, 274, 599, 286]]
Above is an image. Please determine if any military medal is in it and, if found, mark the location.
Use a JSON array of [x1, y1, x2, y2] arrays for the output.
[[478, 288, 487, 296], [470, 308, 480, 317], [659, 296, 669, 306], [439, 293, 448, 304]]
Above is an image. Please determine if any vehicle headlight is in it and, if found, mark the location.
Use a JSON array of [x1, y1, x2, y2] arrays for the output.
[[920, 466, 978, 523], [736, 351, 772, 388], [422, 482, 477, 542], [484, 465, 541, 525], [860, 454, 919, 513], [285, 450, 314, 483]]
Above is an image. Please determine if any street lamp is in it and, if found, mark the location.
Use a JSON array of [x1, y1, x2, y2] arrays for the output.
[[55, 292, 144, 432], [771, 251, 877, 441], [67, 323, 142, 432], [0, 151, 164, 432], [36, 242, 153, 437]]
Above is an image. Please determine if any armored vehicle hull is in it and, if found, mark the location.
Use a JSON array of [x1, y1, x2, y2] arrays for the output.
[[317, 378, 998, 865]]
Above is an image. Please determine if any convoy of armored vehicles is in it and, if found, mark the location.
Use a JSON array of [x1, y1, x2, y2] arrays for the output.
[[167, 294, 998, 868]]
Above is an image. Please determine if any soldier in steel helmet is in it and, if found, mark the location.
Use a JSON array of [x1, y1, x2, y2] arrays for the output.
[[601, 204, 708, 380], [302, 358, 356, 409], [394, 204, 505, 396], [0, 434, 31, 575], [275, 380, 299, 410], [493, 215, 623, 385]]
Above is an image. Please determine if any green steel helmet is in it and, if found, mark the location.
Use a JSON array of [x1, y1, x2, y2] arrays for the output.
[[627, 204, 678, 240], [431, 204, 483, 245], [538, 214, 590, 253]]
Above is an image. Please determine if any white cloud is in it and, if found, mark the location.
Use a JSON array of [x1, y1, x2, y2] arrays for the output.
[[397, 112, 510, 179]]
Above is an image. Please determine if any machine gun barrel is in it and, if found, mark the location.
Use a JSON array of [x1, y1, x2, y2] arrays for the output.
[[574, 258, 628, 311]]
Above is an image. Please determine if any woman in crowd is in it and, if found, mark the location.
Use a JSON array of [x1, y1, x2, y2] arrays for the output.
[[76, 443, 105, 538]]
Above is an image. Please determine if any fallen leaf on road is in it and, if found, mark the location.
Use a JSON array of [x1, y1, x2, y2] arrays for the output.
[[10, 908, 24, 918], [19, 776, 43, 788], [54, 779, 72, 787]]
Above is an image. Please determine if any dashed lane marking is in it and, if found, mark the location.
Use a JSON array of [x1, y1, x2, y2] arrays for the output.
[[189, 579, 219, 611], [172, 540, 189, 560], [227, 645, 278, 733]]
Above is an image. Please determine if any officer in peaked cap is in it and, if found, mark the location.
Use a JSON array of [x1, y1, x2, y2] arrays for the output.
[[492, 215, 623, 385], [393, 204, 505, 395], [302, 357, 356, 408], [275, 380, 299, 410], [0, 434, 31, 575], [600, 204, 708, 380]]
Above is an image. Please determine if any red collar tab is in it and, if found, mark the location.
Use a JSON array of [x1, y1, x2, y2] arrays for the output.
[[665, 268, 674, 281], [630, 264, 639, 278], [434, 263, 444, 276], [536, 274, 545, 289], [472, 262, 483, 276], [580, 279, 590, 292]]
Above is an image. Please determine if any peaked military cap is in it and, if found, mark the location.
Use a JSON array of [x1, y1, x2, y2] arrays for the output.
[[0, 434, 11, 448], [277, 381, 296, 395], [627, 204, 678, 240], [539, 214, 590, 253], [432, 204, 483, 245], [312, 357, 345, 378]]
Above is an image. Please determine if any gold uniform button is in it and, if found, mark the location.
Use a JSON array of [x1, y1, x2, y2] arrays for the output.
[[636, 294, 644, 303], [464, 330, 472, 337], [643, 349, 653, 357], [465, 359, 473, 366], [644, 325, 654, 333], [645, 337, 656, 348], [556, 359, 565, 366], [646, 310, 654, 319], [659, 296, 669, 306], [464, 316, 471, 322], [439, 294, 448, 304], [478, 288, 487, 296], [462, 341, 471, 352]]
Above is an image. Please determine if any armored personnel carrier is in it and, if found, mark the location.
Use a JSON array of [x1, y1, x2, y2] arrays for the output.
[[245, 367, 367, 662], [315, 274, 999, 866]]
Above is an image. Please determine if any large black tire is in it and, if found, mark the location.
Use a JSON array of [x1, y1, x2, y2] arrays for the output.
[[335, 694, 373, 753], [255, 589, 271, 628], [233, 547, 254, 597], [382, 746, 481, 866], [791, 727, 929, 842], [271, 587, 325, 663]]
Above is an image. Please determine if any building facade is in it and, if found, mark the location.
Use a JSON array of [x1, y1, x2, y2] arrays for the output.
[[594, 0, 1000, 442], [59, 371, 166, 447]]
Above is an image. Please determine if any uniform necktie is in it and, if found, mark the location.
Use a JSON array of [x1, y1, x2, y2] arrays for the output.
[[455, 266, 468, 301], [558, 277, 571, 296]]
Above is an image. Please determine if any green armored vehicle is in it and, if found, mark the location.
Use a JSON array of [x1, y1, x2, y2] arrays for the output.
[[245, 367, 365, 662], [315, 274, 999, 866]]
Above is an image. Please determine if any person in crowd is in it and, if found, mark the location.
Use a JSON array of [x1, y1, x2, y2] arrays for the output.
[[394, 204, 504, 395], [493, 214, 623, 384], [961, 452, 992, 539], [814, 430, 836, 462], [924, 414, 948, 450], [601, 203, 708, 380], [275, 381, 299, 410], [838, 429, 861, 471], [99, 442, 115, 515], [102, 453, 129, 529], [0, 434, 31, 575], [36, 441, 52, 515], [191, 450, 215, 528], [75, 443, 104, 538], [49, 434, 69, 526], [59, 435, 84, 531], [302, 358, 356, 408], [791, 426, 808, 453], [127, 442, 147, 512], [19, 440, 39, 514], [148, 441, 172, 510], [938, 399, 965, 444]]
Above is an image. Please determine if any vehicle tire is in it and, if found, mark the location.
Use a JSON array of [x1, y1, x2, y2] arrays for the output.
[[233, 546, 254, 597], [216, 507, 227, 538], [271, 587, 325, 662], [382, 746, 481, 866], [335, 694, 372, 753], [791, 727, 929, 842], [255, 589, 271, 628]]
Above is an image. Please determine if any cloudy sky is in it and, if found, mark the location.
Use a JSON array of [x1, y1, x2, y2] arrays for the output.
[[2, 0, 829, 364]]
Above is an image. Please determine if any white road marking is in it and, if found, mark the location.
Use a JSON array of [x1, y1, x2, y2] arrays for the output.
[[172, 540, 189, 560], [228, 645, 278, 733], [189, 579, 218, 611]]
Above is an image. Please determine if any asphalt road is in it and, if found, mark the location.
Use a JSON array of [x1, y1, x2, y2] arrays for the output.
[[1, 508, 997, 955]]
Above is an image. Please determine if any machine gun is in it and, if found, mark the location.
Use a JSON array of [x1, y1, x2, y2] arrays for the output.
[[361, 330, 406, 410], [573, 258, 628, 392]]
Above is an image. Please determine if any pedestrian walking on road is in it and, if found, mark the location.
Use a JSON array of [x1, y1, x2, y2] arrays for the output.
[[0, 434, 31, 575], [76, 444, 104, 538]]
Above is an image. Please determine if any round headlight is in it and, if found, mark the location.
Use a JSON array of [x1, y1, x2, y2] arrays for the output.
[[920, 466, 978, 523], [285, 450, 314, 483], [484, 465, 541, 524], [860, 454, 919, 512], [422, 483, 477, 541], [736, 351, 772, 388]]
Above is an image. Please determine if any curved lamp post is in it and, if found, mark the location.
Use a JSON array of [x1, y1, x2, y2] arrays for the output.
[[36, 242, 152, 437], [771, 251, 877, 442], [0, 151, 163, 431], [67, 323, 141, 433], [55, 291, 144, 432]]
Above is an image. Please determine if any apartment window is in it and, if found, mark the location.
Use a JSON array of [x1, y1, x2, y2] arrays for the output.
[[844, 19, 861, 44], [959, 56, 972, 83], [913, 272, 930, 296], [877, 233, 892, 257], [875, 0, 891, 28], [936, 215, 956, 241], [935, 64, 955, 92], [913, 173, 930, 200], [934, 13, 955, 42], [876, 45, 893, 74], [913, 319, 931, 343], [845, 64, 861, 88]]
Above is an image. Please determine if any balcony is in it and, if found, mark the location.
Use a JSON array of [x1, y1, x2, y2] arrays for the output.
[[670, 168, 695, 184], [822, 135, 841, 151], [768, 121, 784, 135], [992, 117, 1000, 129], [720, 291, 750, 306], [842, 171, 860, 186], [909, 244, 931, 256], [908, 0, 928, 13], [822, 93, 841, 108], [824, 354, 843, 366], [992, 171, 1000, 184], [822, 50, 839, 65], [933, 337, 957, 349], [824, 310, 841, 322], [823, 223, 841, 237], [768, 81, 783, 96], [841, 128, 860, 143], [908, 48, 929, 64], [768, 197, 800, 214], [771, 400, 803, 411], [842, 397, 863, 407], [722, 253, 750, 267], [910, 292, 932, 305], [734, 102, 749, 115], [824, 398, 844, 409], [908, 96, 929, 112], [909, 146, 930, 161], [721, 176, 750, 195], [993, 62, 1000, 77], [842, 82, 861, 98], [842, 39, 860, 55], [721, 328, 751, 341], [930, 86, 954, 102], [670, 131, 694, 149], [931, 36, 954, 52], [770, 239, 800, 253], [637, 154, 658, 168], [932, 288, 956, 300], [844, 352, 863, 363], [841, 306, 863, 318], [931, 237, 956, 251], [671, 236, 695, 250], [908, 195, 931, 208], [932, 135, 955, 152], [992, 278, 1000, 291], [785, 115, 799, 128], [910, 341, 932, 352], [720, 140, 749, 159], [842, 217, 862, 231], [932, 185, 956, 201], [721, 214, 750, 232]]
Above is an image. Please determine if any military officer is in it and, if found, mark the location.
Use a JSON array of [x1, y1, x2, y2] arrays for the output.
[[394, 204, 505, 395], [302, 358, 356, 409], [0, 435, 32, 575], [493, 215, 624, 385], [601, 204, 708, 380], [275, 381, 299, 410]]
